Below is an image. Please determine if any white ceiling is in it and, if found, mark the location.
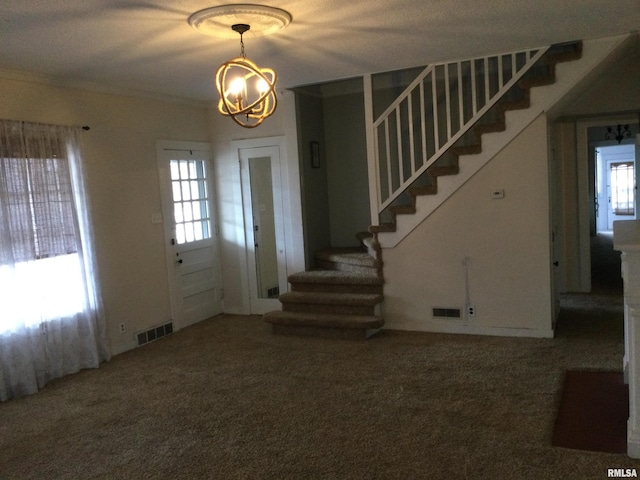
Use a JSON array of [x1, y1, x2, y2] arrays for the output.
[[1, 0, 639, 102]]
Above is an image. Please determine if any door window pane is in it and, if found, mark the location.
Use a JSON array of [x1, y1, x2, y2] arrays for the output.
[[170, 159, 212, 244]]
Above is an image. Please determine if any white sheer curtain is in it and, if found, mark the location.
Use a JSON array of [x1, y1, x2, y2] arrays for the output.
[[0, 119, 110, 401]]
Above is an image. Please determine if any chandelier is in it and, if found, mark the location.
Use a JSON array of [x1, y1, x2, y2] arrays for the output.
[[215, 24, 277, 128], [188, 5, 291, 129], [605, 124, 631, 144]]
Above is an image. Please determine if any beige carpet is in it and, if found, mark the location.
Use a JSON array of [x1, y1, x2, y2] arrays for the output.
[[1, 290, 638, 479]]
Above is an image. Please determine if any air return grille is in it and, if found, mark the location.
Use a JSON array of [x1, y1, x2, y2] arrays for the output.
[[432, 308, 461, 318], [137, 321, 173, 346]]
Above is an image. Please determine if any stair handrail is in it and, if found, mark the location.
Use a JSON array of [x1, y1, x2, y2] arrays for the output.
[[367, 46, 550, 217]]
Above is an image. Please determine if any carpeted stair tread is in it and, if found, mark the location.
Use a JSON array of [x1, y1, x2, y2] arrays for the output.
[[315, 247, 380, 268], [264, 310, 384, 330], [280, 291, 383, 306], [369, 223, 395, 233], [288, 270, 383, 285]]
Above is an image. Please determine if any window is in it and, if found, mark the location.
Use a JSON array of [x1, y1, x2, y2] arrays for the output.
[[610, 161, 635, 216], [3, 156, 77, 260], [0, 120, 109, 401], [0, 145, 84, 330], [170, 159, 212, 244]]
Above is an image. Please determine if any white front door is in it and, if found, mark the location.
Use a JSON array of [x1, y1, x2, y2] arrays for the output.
[[157, 141, 223, 328], [239, 145, 288, 314]]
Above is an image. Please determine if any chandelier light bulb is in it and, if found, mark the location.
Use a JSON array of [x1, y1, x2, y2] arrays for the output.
[[257, 78, 269, 94], [229, 77, 245, 97]]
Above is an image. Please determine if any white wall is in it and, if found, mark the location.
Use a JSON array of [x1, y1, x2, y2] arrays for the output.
[[0, 76, 305, 350], [382, 115, 554, 337], [0, 75, 211, 354]]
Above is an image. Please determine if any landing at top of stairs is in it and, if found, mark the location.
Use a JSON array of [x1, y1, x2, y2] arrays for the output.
[[315, 247, 381, 268]]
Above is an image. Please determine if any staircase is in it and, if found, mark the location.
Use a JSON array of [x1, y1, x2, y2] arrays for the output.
[[370, 40, 583, 235], [263, 233, 385, 339], [265, 35, 627, 338]]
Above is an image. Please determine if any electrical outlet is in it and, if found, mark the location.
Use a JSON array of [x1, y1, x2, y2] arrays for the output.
[[467, 305, 476, 317], [119, 323, 126, 334]]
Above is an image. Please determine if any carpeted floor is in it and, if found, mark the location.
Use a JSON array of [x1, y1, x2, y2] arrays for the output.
[[0, 233, 637, 479]]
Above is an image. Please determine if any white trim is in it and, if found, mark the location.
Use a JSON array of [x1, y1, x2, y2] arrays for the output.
[[363, 74, 379, 226]]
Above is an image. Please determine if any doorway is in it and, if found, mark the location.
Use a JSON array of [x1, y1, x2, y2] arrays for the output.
[[595, 144, 637, 233], [235, 140, 288, 314], [559, 116, 638, 293], [157, 141, 223, 328], [590, 136, 637, 294]]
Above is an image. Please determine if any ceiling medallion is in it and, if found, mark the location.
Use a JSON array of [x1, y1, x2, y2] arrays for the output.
[[188, 4, 292, 38], [189, 5, 291, 128]]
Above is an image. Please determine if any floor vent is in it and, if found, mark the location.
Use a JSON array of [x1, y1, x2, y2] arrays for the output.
[[433, 308, 461, 318], [267, 286, 280, 298], [137, 321, 173, 347]]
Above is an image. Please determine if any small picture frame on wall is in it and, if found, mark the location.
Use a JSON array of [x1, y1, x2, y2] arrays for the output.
[[310, 141, 320, 168]]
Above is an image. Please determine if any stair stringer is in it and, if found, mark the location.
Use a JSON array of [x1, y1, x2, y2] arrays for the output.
[[375, 34, 630, 249]]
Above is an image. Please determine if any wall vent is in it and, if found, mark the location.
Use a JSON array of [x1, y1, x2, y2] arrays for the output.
[[136, 321, 173, 347], [433, 308, 461, 318]]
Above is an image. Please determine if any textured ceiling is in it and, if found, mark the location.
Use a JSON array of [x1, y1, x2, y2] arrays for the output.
[[0, 0, 639, 102]]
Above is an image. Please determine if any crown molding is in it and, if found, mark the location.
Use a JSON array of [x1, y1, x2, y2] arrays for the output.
[[0, 68, 211, 108]]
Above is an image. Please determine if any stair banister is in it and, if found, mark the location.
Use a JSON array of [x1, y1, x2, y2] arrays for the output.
[[365, 47, 551, 221]]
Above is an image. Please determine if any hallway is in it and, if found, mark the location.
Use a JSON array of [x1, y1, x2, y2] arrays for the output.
[[555, 231, 624, 344], [591, 231, 623, 294]]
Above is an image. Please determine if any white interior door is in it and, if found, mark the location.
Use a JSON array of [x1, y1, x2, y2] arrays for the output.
[[239, 145, 288, 314], [157, 141, 223, 328]]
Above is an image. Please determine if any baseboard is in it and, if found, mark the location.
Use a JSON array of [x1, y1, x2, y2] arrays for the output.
[[384, 321, 554, 339], [109, 339, 138, 356]]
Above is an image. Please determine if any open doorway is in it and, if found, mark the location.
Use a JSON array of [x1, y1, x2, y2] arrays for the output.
[[595, 144, 637, 233], [589, 129, 638, 293]]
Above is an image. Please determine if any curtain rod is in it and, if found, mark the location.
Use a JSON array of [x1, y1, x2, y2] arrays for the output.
[[10, 120, 91, 131]]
